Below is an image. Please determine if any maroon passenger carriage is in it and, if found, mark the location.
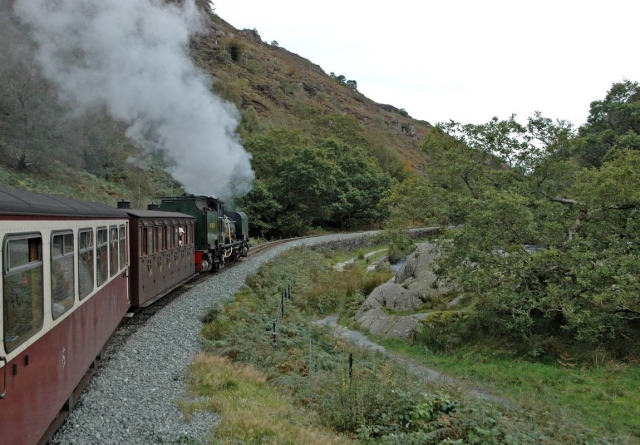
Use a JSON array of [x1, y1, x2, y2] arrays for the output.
[[0, 187, 130, 445], [0, 187, 197, 445], [120, 205, 196, 307]]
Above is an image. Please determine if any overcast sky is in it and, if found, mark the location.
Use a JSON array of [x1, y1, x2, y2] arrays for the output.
[[214, 0, 639, 128]]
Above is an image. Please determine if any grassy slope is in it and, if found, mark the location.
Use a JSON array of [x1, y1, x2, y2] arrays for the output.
[[189, 244, 637, 444]]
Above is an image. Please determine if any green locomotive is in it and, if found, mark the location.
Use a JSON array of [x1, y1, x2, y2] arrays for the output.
[[159, 194, 249, 271]]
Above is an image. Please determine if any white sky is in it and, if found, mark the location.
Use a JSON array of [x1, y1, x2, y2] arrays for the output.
[[213, 0, 639, 128]]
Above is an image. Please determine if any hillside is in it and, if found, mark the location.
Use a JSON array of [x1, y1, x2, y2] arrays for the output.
[[0, 1, 432, 223], [191, 12, 432, 173]]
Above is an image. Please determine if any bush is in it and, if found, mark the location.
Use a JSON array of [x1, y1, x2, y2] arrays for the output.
[[228, 39, 244, 61]]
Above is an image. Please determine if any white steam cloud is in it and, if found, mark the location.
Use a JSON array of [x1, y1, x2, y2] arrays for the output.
[[14, 0, 253, 200]]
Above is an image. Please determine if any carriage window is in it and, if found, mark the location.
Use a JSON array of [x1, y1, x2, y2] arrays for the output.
[[109, 226, 118, 277], [3, 235, 44, 352], [154, 226, 160, 253], [148, 227, 155, 255], [157, 226, 163, 252], [97, 228, 108, 286], [51, 232, 74, 319], [166, 225, 173, 249], [162, 226, 168, 251], [178, 226, 185, 246], [78, 229, 94, 300], [141, 227, 148, 256], [119, 225, 126, 269]]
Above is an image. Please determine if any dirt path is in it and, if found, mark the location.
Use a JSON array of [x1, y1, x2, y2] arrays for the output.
[[317, 315, 517, 409], [333, 249, 388, 272]]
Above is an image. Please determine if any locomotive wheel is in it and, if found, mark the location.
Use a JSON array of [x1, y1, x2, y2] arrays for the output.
[[202, 253, 214, 272]]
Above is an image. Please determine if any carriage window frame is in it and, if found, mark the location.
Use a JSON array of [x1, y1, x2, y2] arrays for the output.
[[141, 224, 148, 257], [148, 225, 155, 255], [78, 229, 95, 301], [96, 227, 109, 287], [166, 224, 173, 249], [50, 231, 75, 320], [109, 226, 118, 278], [3, 233, 44, 353], [154, 225, 160, 253], [162, 224, 168, 251], [119, 225, 127, 270]]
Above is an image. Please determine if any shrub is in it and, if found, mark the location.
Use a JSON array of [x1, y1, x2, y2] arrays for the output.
[[228, 39, 244, 61]]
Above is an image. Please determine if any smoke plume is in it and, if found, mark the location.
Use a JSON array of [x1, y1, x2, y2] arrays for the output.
[[13, 0, 254, 200]]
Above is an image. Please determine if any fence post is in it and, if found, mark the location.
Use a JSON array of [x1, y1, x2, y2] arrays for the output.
[[309, 338, 313, 391], [349, 353, 353, 380], [272, 319, 277, 346], [280, 292, 285, 317]]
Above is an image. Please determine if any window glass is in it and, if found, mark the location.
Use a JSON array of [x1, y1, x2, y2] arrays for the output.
[[148, 227, 154, 255], [119, 225, 126, 269], [162, 226, 168, 251], [97, 228, 108, 286], [141, 227, 148, 256], [51, 232, 74, 319], [178, 226, 184, 246], [78, 229, 94, 300], [3, 236, 44, 352], [109, 226, 118, 277]]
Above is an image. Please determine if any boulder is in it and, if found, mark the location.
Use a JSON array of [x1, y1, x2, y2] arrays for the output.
[[394, 242, 454, 298], [355, 309, 427, 341], [354, 242, 462, 341], [355, 283, 423, 319]]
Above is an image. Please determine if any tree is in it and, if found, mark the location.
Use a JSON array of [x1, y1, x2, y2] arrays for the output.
[[228, 39, 244, 62], [312, 113, 368, 149], [384, 112, 639, 346], [573, 79, 640, 167], [239, 131, 395, 236], [320, 139, 395, 229], [0, 62, 62, 170]]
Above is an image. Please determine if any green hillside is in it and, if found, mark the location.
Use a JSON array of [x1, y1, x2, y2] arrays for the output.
[[0, 0, 429, 232]]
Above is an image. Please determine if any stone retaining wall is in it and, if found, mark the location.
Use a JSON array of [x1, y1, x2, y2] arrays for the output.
[[314, 227, 440, 251]]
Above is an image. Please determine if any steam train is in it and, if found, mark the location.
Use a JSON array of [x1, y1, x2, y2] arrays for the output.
[[0, 186, 249, 445]]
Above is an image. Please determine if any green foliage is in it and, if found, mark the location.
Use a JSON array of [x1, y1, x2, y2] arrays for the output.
[[573, 80, 640, 167], [238, 106, 263, 138], [212, 73, 243, 107], [312, 113, 368, 149], [383, 103, 640, 350], [244, 59, 263, 75], [239, 131, 395, 236], [415, 311, 467, 353], [227, 39, 244, 61]]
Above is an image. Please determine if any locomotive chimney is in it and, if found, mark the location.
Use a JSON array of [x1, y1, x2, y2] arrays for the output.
[[117, 199, 131, 209]]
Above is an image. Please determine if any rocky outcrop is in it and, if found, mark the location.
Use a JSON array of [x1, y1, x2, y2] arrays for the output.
[[355, 283, 424, 317], [395, 243, 455, 297], [354, 242, 461, 341]]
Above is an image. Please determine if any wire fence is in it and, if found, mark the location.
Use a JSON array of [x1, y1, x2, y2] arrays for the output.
[[270, 284, 356, 381]]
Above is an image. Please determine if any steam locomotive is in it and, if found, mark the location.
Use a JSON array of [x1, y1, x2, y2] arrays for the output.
[[159, 194, 249, 272], [0, 186, 249, 445]]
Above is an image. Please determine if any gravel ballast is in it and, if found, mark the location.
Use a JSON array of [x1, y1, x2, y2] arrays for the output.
[[52, 234, 369, 445]]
